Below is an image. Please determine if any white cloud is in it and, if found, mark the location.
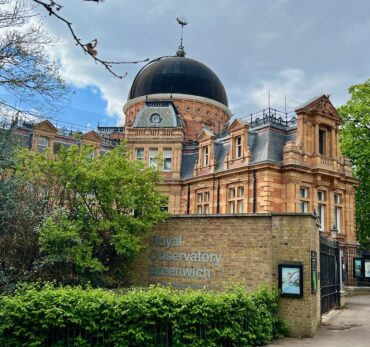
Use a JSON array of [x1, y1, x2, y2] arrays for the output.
[[36, 0, 369, 125]]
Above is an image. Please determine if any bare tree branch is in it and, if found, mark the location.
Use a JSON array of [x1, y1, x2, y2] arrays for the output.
[[32, 0, 149, 78]]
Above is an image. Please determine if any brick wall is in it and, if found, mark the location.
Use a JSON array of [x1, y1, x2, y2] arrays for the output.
[[130, 213, 320, 337]]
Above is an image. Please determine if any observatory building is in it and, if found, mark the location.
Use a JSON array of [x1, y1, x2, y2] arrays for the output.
[[123, 43, 357, 257]]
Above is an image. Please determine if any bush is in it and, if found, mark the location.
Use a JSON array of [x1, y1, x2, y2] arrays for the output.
[[0, 284, 287, 346]]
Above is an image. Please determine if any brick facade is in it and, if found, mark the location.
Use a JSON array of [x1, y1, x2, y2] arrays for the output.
[[130, 214, 320, 337], [124, 95, 358, 251]]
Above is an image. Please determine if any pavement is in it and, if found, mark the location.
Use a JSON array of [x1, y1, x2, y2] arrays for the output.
[[268, 295, 370, 347]]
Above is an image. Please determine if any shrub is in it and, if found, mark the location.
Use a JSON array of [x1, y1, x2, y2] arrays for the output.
[[0, 283, 287, 346]]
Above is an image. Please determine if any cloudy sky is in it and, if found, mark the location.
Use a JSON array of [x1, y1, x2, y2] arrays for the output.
[[36, 0, 370, 128]]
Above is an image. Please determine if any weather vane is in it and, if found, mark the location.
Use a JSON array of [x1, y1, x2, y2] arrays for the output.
[[176, 16, 188, 48]]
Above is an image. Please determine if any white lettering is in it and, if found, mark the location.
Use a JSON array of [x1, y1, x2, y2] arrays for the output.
[[150, 236, 182, 248], [149, 266, 212, 279]]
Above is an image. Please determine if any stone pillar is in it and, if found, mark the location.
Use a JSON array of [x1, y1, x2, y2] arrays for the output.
[[331, 128, 336, 158], [314, 122, 319, 154]]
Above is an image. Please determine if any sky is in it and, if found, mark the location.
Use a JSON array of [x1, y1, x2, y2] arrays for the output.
[[31, 0, 370, 128]]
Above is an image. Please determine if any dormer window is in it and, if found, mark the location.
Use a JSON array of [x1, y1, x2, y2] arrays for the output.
[[235, 136, 242, 159], [203, 146, 209, 166]]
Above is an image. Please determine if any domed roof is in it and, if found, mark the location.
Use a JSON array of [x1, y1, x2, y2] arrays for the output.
[[128, 55, 228, 106]]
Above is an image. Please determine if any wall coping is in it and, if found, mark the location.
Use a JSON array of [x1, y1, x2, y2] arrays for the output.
[[168, 213, 318, 220]]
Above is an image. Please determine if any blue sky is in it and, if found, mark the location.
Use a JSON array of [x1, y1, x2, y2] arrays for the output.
[[65, 87, 110, 130], [4, 0, 370, 130]]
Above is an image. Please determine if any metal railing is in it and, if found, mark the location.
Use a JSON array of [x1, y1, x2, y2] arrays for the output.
[[238, 107, 297, 129]]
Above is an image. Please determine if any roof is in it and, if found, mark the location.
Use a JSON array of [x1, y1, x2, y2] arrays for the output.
[[179, 126, 297, 179], [129, 56, 228, 106], [250, 129, 291, 164], [133, 102, 182, 128]]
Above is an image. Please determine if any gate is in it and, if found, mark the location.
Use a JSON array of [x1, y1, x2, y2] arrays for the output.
[[320, 235, 340, 315]]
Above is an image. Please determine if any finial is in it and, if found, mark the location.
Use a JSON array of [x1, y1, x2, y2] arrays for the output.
[[176, 16, 188, 57]]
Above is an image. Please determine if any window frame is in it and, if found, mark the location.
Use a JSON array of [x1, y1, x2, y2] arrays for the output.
[[299, 187, 309, 213], [196, 190, 210, 214], [149, 148, 158, 169], [135, 148, 144, 161], [317, 190, 326, 231], [163, 148, 172, 171], [203, 146, 209, 167], [37, 136, 49, 153], [228, 185, 244, 213], [235, 135, 242, 159]]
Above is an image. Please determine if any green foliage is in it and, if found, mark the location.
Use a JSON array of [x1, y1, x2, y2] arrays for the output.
[[338, 79, 370, 248], [0, 130, 45, 293], [15, 144, 167, 286], [0, 0, 70, 117], [0, 284, 287, 346]]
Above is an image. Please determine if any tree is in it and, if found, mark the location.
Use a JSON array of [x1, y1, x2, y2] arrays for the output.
[[0, 129, 45, 292], [0, 0, 69, 118], [32, 0, 149, 79], [15, 144, 167, 286], [338, 78, 370, 248]]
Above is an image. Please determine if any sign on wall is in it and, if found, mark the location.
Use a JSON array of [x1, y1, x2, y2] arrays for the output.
[[278, 264, 303, 298], [353, 258, 363, 279], [311, 251, 318, 293], [148, 235, 222, 283]]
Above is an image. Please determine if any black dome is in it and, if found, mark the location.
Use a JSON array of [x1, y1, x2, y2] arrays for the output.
[[128, 56, 228, 106]]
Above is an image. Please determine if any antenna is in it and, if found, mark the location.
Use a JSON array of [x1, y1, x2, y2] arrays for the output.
[[284, 95, 287, 113], [176, 16, 188, 57], [268, 89, 271, 109]]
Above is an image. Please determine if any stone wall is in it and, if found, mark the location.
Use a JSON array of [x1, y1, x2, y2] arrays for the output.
[[130, 213, 320, 337]]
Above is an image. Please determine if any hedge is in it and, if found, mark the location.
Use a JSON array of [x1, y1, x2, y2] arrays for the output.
[[0, 284, 287, 346]]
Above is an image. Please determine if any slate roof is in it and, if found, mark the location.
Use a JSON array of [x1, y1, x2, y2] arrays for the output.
[[180, 124, 297, 179], [133, 104, 182, 128], [181, 151, 198, 179], [250, 129, 290, 164], [214, 141, 229, 171]]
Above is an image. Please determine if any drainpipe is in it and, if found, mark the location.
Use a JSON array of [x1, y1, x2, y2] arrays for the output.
[[253, 170, 257, 213], [186, 184, 191, 214], [216, 177, 220, 214]]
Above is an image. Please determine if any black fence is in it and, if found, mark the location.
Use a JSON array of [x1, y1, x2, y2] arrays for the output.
[[320, 235, 340, 315], [0, 322, 257, 347], [343, 247, 370, 287]]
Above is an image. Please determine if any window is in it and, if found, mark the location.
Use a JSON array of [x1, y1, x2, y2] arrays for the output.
[[54, 142, 71, 154], [317, 191, 326, 231], [235, 136, 242, 159], [196, 191, 210, 214], [149, 148, 158, 168], [203, 146, 209, 166], [163, 148, 172, 171], [300, 187, 308, 199], [334, 193, 341, 232], [237, 186, 244, 213], [135, 148, 144, 161], [228, 185, 244, 213], [37, 136, 48, 153], [86, 150, 95, 159], [319, 129, 326, 155], [300, 187, 309, 213], [334, 193, 340, 205]]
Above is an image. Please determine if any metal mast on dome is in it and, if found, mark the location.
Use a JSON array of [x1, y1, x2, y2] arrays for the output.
[[176, 16, 188, 57]]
